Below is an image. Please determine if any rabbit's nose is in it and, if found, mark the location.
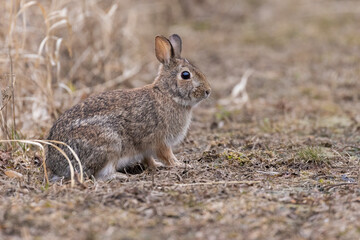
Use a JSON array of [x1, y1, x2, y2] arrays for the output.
[[204, 89, 211, 98]]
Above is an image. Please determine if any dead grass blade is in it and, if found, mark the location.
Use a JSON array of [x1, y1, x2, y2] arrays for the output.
[[0, 139, 48, 183], [39, 139, 84, 183], [7, 1, 47, 47], [9, 47, 16, 132], [0, 139, 84, 187]]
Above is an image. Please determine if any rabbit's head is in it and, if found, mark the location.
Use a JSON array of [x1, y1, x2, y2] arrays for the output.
[[154, 34, 211, 107]]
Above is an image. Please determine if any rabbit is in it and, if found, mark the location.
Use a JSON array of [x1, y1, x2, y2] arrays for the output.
[[45, 34, 211, 181]]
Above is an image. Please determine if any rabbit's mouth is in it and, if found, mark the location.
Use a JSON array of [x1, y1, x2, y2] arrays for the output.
[[192, 87, 211, 101], [172, 86, 211, 107], [180, 88, 210, 107]]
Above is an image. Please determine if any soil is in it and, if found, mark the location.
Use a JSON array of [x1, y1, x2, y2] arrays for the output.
[[1, 0, 360, 239]]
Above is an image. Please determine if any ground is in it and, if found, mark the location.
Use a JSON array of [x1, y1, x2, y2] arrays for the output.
[[1, 0, 360, 239]]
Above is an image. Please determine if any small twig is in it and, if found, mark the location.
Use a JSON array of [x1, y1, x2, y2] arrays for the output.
[[0, 89, 12, 111], [324, 182, 357, 191], [251, 137, 260, 151], [218, 69, 253, 108], [117, 180, 261, 187], [173, 172, 183, 182], [231, 69, 253, 99], [151, 170, 155, 189], [257, 171, 281, 176], [174, 180, 260, 187]]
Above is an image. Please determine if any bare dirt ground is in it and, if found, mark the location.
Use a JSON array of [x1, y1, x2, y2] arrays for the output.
[[1, 0, 360, 239]]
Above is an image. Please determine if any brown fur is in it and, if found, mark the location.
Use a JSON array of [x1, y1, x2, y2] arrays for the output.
[[46, 34, 211, 180]]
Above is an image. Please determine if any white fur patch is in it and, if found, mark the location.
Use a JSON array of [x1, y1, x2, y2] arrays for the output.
[[96, 161, 116, 179], [71, 116, 121, 143], [115, 154, 144, 170], [72, 115, 107, 126], [172, 96, 200, 107], [172, 96, 192, 106], [97, 151, 154, 179], [192, 79, 200, 88], [165, 112, 192, 147]]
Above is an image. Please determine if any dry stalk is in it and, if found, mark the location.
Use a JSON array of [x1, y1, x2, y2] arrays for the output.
[[174, 180, 261, 187], [9, 47, 16, 133], [0, 139, 83, 187], [218, 69, 253, 110]]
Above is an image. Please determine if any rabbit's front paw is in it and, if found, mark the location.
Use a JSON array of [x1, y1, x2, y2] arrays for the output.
[[167, 157, 192, 168], [143, 157, 164, 170], [176, 160, 192, 169], [156, 145, 183, 167]]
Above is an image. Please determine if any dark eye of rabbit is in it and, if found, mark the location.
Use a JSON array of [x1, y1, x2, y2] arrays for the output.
[[181, 71, 191, 80]]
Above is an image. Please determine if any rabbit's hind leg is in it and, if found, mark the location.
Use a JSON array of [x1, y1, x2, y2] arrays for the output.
[[96, 159, 128, 181], [95, 160, 117, 180]]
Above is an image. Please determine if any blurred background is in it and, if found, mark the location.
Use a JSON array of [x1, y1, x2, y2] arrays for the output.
[[1, 0, 359, 139], [1, 1, 360, 239]]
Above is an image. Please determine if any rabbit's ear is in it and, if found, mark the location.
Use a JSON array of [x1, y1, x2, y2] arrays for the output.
[[155, 36, 173, 65], [169, 34, 182, 58]]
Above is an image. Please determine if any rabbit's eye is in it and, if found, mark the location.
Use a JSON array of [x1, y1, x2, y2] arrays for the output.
[[181, 71, 191, 80]]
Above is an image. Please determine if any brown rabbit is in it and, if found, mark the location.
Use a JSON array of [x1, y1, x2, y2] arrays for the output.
[[46, 34, 211, 180]]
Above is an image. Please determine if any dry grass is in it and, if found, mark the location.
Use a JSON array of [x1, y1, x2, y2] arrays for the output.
[[1, 0, 360, 239]]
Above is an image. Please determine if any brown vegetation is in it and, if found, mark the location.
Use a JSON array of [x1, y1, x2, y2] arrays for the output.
[[1, 0, 360, 239]]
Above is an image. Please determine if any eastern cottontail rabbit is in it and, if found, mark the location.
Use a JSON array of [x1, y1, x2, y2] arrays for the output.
[[46, 34, 211, 180]]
